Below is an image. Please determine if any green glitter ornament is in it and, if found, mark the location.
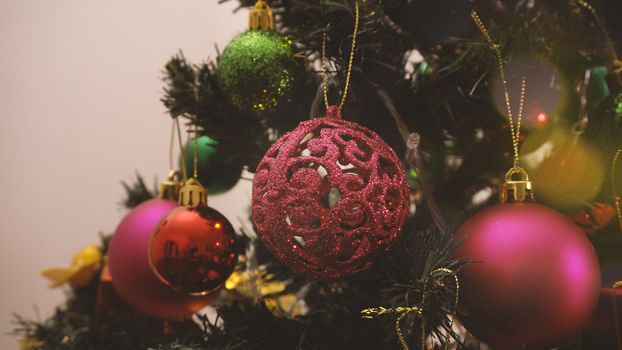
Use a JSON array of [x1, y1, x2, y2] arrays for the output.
[[218, 30, 301, 119], [180, 136, 242, 195], [615, 91, 622, 118]]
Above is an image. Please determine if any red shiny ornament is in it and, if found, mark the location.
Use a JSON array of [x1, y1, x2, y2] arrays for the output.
[[149, 206, 239, 295], [109, 198, 213, 319], [455, 202, 600, 350], [252, 106, 410, 279]]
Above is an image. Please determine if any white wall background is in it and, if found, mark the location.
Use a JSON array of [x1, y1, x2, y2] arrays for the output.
[[0, 1, 248, 348]]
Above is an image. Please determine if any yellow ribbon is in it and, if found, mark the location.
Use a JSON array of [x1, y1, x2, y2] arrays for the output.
[[225, 269, 304, 318], [361, 268, 460, 350], [41, 245, 102, 288], [20, 338, 44, 350]]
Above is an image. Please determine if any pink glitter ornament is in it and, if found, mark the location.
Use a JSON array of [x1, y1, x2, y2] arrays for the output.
[[252, 106, 410, 279]]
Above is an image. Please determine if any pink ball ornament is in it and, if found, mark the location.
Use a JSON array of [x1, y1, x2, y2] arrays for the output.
[[455, 202, 600, 350], [252, 106, 410, 279], [108, 198, 214, 319]]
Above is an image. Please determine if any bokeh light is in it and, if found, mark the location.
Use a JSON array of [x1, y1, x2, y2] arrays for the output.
[[491, 57, 567, 130], [521, 131, 605, 211]]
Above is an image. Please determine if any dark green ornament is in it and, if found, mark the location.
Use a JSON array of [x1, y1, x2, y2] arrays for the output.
[[181, 136, 243, 195], [218, 30, 301, 119], [586, 66, 610, 115]]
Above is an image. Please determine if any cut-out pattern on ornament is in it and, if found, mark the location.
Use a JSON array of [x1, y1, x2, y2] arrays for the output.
[[252, 115, 409, 279]]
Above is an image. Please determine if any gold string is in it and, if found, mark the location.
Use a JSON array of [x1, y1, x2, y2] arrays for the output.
[[612, 281, 622, 350], [613, 149, 622, 231], [169, 119, 176, 171], [175, 117, 188, 181], [322, 0, 360, 111], [360, 268, 459, 350], [193, 121, 199, 180], [420, 268, 460, 350], [512, 78, 526, 167], [361, 306, 422, 350], [471, 10, 526, 168], [191, 70, 200, 181]]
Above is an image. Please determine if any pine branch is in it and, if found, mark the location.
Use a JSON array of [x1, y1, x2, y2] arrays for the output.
[[121, 173, 157, 209]]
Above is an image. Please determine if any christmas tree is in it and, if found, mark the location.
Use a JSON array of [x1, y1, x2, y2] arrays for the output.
[[12, 0, 622, 349]]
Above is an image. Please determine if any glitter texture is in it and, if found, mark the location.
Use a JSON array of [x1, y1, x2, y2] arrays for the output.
[[218, 30, 301, 119], [252, 107, 410, 279]]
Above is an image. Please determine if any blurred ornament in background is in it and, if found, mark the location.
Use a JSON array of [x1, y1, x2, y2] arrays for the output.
[[491, 57, 567, 131], [181, 135, 242, 195], [615, 91, 622, 118], [42, 245, 102, 289], [252, 107, 410, 279], [523, 133, 605, 211], [571, 202, 616, 234], [109, 172, 215, 319], [586, 66, 611, 116], [217, 1, 302, 120], [149, 174, 239, 295]]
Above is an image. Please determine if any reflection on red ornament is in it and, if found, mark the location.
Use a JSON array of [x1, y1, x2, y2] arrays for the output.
[[149, 206, 239, 295], [537, 112, 547, 123]]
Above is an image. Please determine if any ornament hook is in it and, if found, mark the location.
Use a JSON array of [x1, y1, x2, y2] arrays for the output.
[[159, 169, 182, 200], [501, 166, 534, 203], [179, 178, 208, 208], [249, 0, 274, 30]]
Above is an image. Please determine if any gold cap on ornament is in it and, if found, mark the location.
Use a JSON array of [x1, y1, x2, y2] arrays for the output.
[[159, 170, 182, 200], [249, 0, 274, 30], [500, 166, 534, 203], [179, 177, 208, 208]]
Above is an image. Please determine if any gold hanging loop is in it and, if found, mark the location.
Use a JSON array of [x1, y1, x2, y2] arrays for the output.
[[501, 166, 534, 203], [249, 0, 275, 30], [471, 11, 532, 199], [159, 169, 182, 200], [179, 178, 208, 208], [321, 0, 360, 111]]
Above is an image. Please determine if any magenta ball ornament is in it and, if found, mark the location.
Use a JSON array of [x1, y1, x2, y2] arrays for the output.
[[108, 198, 215, 320], [455, 202, 600, 350]]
